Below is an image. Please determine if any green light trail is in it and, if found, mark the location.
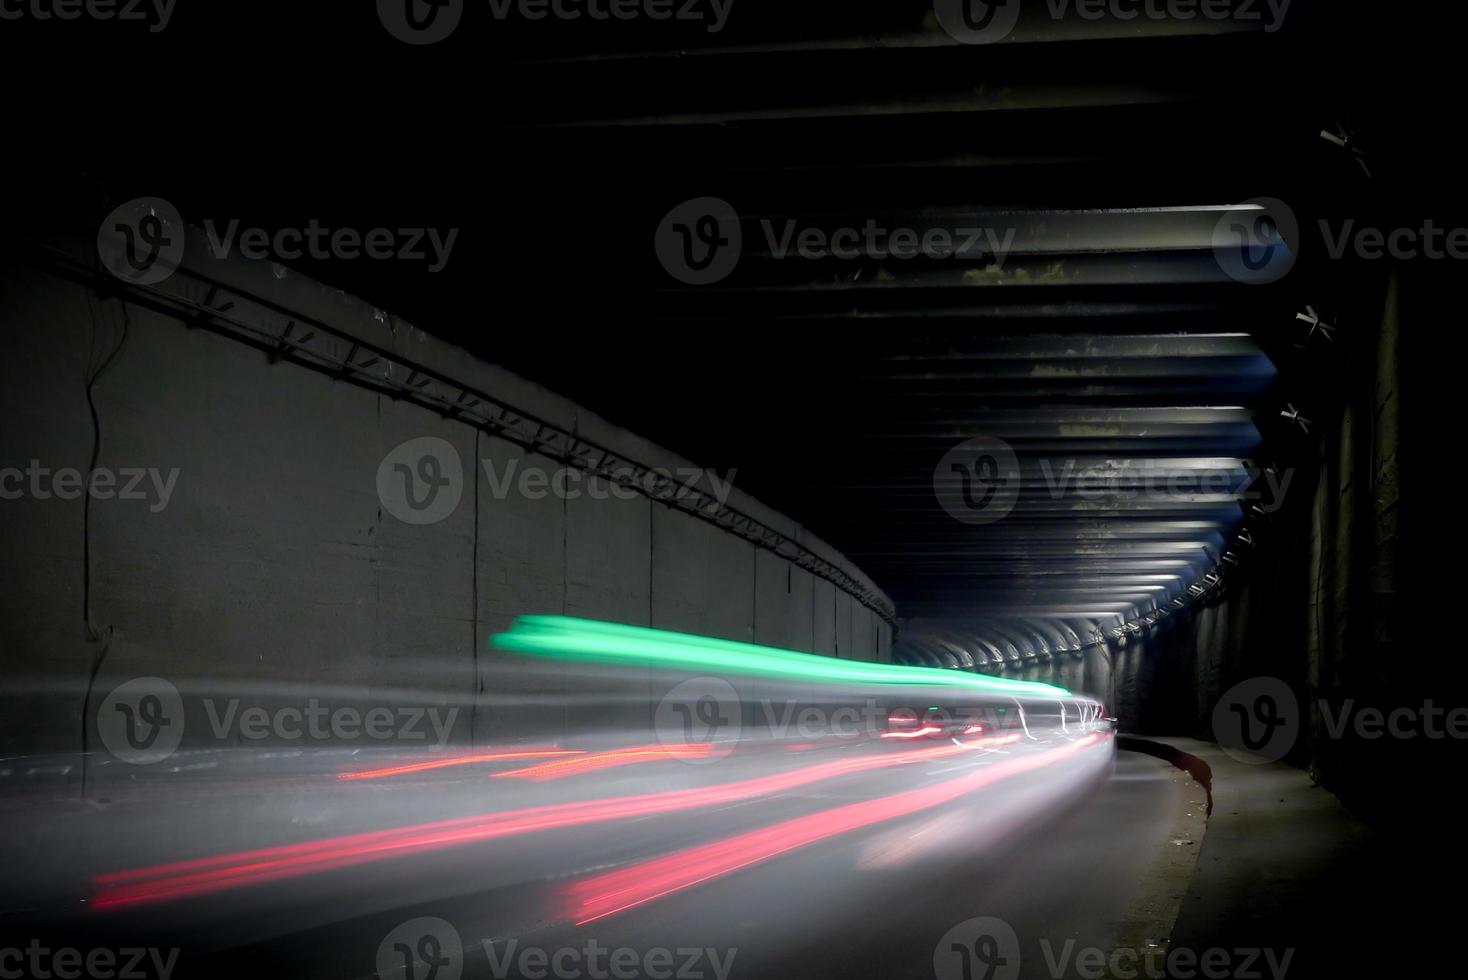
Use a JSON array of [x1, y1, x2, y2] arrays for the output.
[[491, 615, 1072, 698]]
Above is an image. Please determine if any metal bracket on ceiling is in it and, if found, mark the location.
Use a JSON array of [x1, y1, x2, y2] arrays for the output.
[[1296, 305, 1337, 345], [1280, 403, 1313, 435], [1320, 122, 1373, 178]]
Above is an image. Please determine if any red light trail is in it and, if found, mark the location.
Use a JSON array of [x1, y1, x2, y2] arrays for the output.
[[491, 743, 713, 781], [564, 734, 1107, 924], [336, 748, 583, 781], [92, 738, 1005, 910]]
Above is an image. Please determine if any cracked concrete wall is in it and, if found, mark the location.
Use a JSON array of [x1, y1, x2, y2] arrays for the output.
[[0, 233, 893, 768]]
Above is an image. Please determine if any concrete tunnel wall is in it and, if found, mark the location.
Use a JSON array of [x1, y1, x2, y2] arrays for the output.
[[0, 227, 894, 764], [1087, 265, 1424, 825]]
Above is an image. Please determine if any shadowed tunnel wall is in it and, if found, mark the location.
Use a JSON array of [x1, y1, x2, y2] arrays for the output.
[[0, 229, 893, 766], [1065, 266, 1418, 823]]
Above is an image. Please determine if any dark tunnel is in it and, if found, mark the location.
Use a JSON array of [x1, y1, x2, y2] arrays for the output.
[[0, 2, 1458, 979]]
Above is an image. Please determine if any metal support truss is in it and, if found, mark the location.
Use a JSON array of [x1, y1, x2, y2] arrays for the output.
[[36, 244, 896, 626]]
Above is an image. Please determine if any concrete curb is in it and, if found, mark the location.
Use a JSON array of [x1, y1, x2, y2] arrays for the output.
[[1118, 735, 1214, 816]]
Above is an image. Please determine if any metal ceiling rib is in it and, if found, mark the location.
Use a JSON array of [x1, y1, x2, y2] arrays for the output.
[[473, 3, 1326, 674]]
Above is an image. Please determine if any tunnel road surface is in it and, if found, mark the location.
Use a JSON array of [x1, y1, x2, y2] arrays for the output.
[[1, 737, 1200, 980]]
